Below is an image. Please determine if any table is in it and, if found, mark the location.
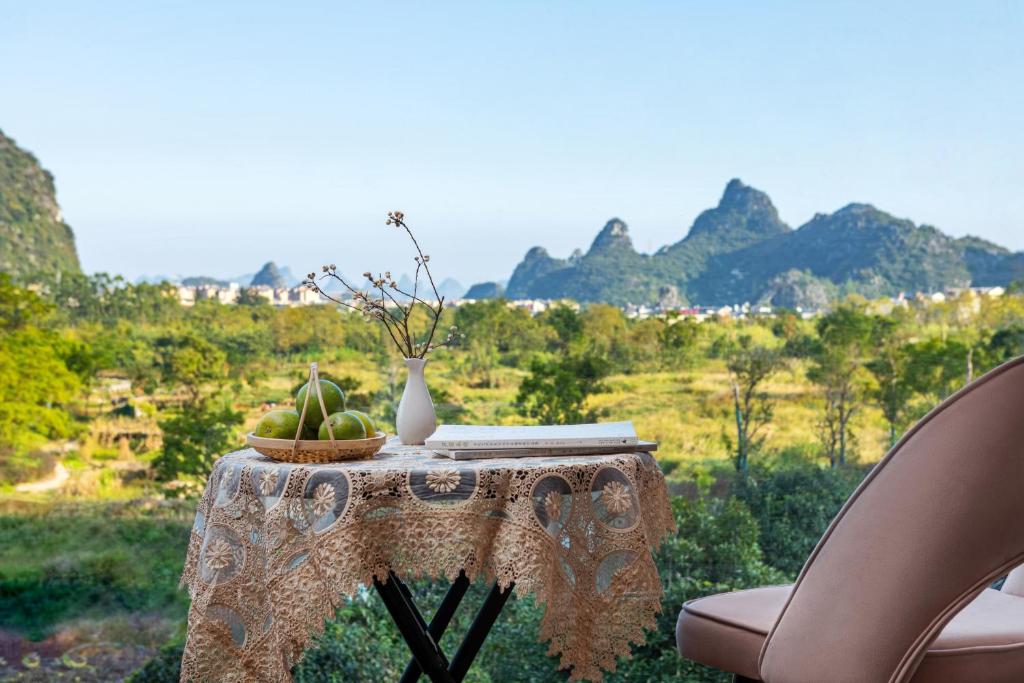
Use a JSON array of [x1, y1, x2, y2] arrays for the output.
[[179, 441, 675, 682]]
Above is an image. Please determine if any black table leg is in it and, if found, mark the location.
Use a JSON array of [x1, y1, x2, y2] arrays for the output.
[[448, 580, 515, 683], [374, 575, 455, 683], [374, 571, 515, 683], [399, 571, 471, 683]]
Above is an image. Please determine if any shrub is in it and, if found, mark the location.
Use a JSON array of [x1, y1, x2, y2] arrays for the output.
[[735, 462, 867, 576]]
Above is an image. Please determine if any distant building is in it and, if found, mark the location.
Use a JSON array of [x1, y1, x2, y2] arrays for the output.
[[175, 283, 321, 307]]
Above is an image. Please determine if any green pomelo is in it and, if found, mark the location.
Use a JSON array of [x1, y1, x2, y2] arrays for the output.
[[318, 411, 367, 441], [254, 409, 302, 439], [296, 379, 346, 430], [345, 410, 377, 437]]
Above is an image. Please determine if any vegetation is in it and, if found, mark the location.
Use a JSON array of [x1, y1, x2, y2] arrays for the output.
[[2, 272, 1024, 681], [0, 130, 81, 280], [725, 338, 784, 476]]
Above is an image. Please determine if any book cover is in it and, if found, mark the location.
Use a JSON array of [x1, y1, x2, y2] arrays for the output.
[[424, 421, 638, 450]]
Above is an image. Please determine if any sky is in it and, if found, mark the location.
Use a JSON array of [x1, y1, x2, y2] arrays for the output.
[[2, 1, 1022, 287]]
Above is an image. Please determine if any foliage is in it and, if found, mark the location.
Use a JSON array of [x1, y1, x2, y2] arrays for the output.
[[0, 129, 81, 280], [660, 314, 701, 366], [537, 303, 583, 349], [807, 305, 875, 466], [0, 276, 85, 460], [125, 643, 185, 683], [866, 315, 917, 447], [49, 273, 181, 326], [725, 337, 785, 476], [605, 494, 786, 682], [735, 462, 867, 576], [155, 333, 229, 406], [516, 352, 611, 425], [0, 504, 191, 640], [153, 400, 243, 480]]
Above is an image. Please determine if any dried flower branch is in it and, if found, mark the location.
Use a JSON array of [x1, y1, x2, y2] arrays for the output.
[[303, 212, 461, 359]]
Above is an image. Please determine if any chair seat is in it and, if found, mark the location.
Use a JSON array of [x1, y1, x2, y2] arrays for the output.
[[677, 587, 1024, 682]]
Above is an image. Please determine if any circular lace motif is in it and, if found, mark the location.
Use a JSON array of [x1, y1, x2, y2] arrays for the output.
[[302, 470, 351, 533], [530, 474, 572, 534], [595, 549, 638, 594], [206, 604, 247, 647], [199, 525, 245, 584], [408, 466, 477, 504], [590, 466, 639, 530], [214, 462, 244, 508], [252, 464, 288, 507]]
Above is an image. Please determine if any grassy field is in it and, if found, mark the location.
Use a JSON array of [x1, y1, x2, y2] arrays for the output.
[[0, 501, 192, 681], [304, 353, 891, 470]]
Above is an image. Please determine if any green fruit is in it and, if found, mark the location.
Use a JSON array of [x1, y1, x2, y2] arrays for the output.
[[296, 379, 346, 430], [346, 410, 377, 437], [254, 409, 302, 439], [318, 411, 367, 441], [301, 424, 318, 440]]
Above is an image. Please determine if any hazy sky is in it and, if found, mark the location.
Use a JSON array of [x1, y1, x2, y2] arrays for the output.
[[2, 1, 1021, 286]]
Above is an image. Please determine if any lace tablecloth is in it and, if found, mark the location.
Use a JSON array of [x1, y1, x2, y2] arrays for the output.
[[180, 441, 675, 682]]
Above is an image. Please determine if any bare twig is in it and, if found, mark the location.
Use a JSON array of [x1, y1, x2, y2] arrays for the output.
[[303, 212, 459, 359]]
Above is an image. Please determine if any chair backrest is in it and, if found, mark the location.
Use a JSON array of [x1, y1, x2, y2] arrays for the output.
[[759, 355, 1024, 683]]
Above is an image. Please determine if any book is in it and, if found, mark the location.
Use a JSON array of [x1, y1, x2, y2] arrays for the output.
[[433, 440, 658, 460], [424, 421, 638, 450]]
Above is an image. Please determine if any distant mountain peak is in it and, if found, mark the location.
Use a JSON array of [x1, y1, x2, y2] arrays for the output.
[[588, 218, 633, 253], [250, 261, 286, 288], [685, 179, 789, 242], [721, 177, 751, 202], [720, 177, 772, 208], [464, 281, 503, 299], [834, 202, 879, 216]]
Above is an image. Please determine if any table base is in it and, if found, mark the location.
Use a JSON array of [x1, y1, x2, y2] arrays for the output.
[[373, 570, 515, 683]]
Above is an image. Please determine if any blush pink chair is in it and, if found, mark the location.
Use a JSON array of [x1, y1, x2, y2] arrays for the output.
[[676, 355, 1024, 683]]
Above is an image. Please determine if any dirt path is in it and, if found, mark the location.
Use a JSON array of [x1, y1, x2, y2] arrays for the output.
[[14, 462, 69, 493]]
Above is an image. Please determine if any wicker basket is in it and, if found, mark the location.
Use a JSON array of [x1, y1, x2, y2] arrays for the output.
[[246, 430, 387, 463], [246, 361, 386, 463]]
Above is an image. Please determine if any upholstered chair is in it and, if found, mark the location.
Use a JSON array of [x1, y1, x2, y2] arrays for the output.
[[676, 355, 1024, 683]]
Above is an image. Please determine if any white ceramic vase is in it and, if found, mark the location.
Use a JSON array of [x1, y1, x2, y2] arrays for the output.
[[396, 357, 437, 445]]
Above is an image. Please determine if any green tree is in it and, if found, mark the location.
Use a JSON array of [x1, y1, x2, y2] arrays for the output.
[[463, 336, 501, 388], [736, 462, 866, 575], [156, 334, 229, 406], [516, 352, 611, 425], [0, 273, 53, 329], [538, 304, 582, 349], [50, 273, 180, 325], [154, 400, 243, 480], [807, 306, 874, 467], [659, 314, 700, 367], [866, 315, 916, 447], [989, 324, 1024, 364], [905, 336, 974, 408], [453, 299, 549, 357], [0, 277, 83, 457], [725, 337, 785, 476]]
